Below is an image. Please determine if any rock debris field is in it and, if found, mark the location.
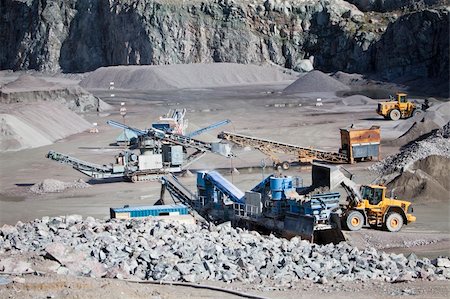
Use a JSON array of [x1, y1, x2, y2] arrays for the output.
[[29, 179, 91, 194], [1, 216, 449, 288], [371, 122, 450, 177]]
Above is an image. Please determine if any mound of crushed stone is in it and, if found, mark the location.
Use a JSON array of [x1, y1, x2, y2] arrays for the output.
[[1, 75, 57, 91], [387, 102, 450, 147], [0, 74, 112, 112], [387, 119, 441, 147], [80, 63, 297, 90], [1, 216, 449, 285], [371, 122, 450, 177], [30, 179, 90, 194], [283, 70, 349, 94], [341, 94, 376, 106], [387, 155, 450, 202], [0, 102, 92, 152]]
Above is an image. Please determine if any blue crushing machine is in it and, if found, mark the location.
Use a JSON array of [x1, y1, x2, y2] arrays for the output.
[[160, 168, 345, 244]]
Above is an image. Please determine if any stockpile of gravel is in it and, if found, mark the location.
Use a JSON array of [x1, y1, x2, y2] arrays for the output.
[[283, 70, 349, 94], [30, 179, 90, 194], [1, 216, 449, 286], [341, 94, 376, 106], [388, 102, 450, 147], [0, 75, 112, 113], [371, 122, 450, 176], [0, 102, 92, 152], [80, 63, 297, 91], [387, 155, 450, 202]]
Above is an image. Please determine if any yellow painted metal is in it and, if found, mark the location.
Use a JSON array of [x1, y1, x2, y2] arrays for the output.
[[376, 92, 419, 120], [352, 185, 416, 230]]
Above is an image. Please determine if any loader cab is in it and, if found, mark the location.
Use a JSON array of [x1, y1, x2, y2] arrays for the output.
[[397, 93, 407, 103], [360, 185, 385, 205]]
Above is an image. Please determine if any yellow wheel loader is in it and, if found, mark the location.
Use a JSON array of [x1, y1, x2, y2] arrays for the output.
[[341, 183, 416, 232], [376, 93, 425, 120]]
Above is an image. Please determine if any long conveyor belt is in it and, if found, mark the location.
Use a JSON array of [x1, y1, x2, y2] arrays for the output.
[[46, 150, 116, 178], [218, 131, 349, 164], [161, 174, 197, 206]]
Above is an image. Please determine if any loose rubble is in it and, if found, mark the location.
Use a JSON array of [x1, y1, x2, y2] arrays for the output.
[[30, 179, 91, 194], [1, 216, 449, 286], [370, 122, 450, 177]]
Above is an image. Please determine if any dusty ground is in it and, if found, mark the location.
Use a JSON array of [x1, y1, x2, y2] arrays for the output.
[[0, 76, 449, 298], [1, 273, 450, 299]]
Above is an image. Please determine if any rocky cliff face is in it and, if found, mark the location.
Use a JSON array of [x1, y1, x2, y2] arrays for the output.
[[374, 8, 449, 81], [346, 0, 445, 12], [1, 0, 448, 84]]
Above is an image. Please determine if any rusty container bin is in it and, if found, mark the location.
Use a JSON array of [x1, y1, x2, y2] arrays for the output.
[[340, 126, 381, 163]]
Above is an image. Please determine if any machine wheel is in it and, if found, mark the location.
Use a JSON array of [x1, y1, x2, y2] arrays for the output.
[[345, 210, 364, 231], [131, 175, 139, 183], [413, 109, 423, 117], [384, 212, 403, 232], [389, 109, 401, 121], [281, 161, 290, 170]]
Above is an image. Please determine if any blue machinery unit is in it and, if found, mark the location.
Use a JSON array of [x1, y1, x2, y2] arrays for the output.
[[160, 170, 345, 244]]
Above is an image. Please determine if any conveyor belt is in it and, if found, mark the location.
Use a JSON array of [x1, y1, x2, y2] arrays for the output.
[[46, 150, 112, 174], [218, 131, 349, 164], [205, 171, 245, 204], [161, 174, 197, 206]]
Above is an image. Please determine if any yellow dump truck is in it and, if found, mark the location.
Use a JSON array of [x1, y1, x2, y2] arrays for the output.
[[376, 93, 423, 120], [341, 184, 416, 232]]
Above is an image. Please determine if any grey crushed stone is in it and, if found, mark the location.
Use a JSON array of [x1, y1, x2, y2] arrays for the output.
[[0, 216, 449, 287]]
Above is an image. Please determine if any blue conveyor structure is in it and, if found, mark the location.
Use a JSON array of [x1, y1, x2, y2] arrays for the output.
[[202, 171, 245, 204], [186, 119, 231, 138]]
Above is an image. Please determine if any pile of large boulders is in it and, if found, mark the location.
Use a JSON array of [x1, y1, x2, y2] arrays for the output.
[[1, 216, 449, 286]]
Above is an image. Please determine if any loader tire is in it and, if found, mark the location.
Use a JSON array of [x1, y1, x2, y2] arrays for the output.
[[281, 161, 290, 170], [389, 109, 401, 121], [345, 210, 364, 231], [384, 212, 403, 232]]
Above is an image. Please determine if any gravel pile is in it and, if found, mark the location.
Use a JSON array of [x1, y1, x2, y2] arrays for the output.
[[0, 102, 93, 152], [370, 122, 450, 176], [30, 179, 91, 194], [283, 70, 349, 94], [0, 75, 112, 113], [80, 63, 297, 91], [1, 216, 449, 286], [386, 155, 450, 203]]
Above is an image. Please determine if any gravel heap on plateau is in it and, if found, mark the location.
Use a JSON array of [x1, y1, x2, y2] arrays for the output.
[[30, 179, 91, 194], [0, 75, 111, 113], [1, 216, 450, 286], [370, 122, 450, 176]]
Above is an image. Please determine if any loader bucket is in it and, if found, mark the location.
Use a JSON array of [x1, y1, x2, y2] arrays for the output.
[[313, 228, 346, 245], [283, 215, 315, 242]]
